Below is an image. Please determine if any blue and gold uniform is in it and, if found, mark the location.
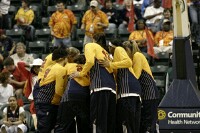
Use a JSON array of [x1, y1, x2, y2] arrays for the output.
[[80, 43, 116, 133], [80, 43, 116, 92], [38, 53, 56, 80], [110, 47, 141, 98], [132, 52, 159, 133], [110, 46, 141, 133], [34, 48, 68, 133], [62, 63, 90, 101], [55, 63, 90, 133], [133, 52, 159, 100], [36, 63, 67, 105]]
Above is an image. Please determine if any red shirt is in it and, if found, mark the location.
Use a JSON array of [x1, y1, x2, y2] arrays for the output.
[[3, 66, 27, 89], [17, 62, 32, 98]]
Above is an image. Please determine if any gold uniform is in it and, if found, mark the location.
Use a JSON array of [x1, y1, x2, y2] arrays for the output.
[[37, 63, 67, 105], [38, 54, 56, 80]]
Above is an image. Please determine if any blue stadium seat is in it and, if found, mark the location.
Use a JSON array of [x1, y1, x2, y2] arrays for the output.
[[10, 0, 21, 7], [155, 52, 170, 65], [105, 28, 117, 41], [151, 65, 168, 77], [67, 5, 86, 18], [118, 28, 130, 41], [30, 5, 42, 29], [113, 3, 124, 12], [35, 28, 51, 41], [24, 111, 35, 132], [28, 41, 47, 54], [6, 29, 25, 43], [42, 17, 50, 28], [47, 6, 56, 16]]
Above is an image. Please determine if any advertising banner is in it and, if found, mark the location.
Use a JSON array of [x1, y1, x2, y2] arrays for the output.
[[158, 108, 200, 129]]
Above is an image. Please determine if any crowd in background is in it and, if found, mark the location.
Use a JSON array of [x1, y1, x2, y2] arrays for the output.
[[0, 0, 199, 133]]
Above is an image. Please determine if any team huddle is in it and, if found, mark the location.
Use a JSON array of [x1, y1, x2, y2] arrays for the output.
[[26, 33, 158, 133]]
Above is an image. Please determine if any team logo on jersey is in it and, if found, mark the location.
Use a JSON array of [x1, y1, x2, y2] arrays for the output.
[[158, 109, 166, 120]]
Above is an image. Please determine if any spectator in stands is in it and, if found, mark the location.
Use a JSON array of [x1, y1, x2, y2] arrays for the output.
[[3, 57, 26, 101], [34, 48, 68, 133], [118, 0, 138, 30], [133, 0, 144, 20], [141, 0, 154, 15], [129, 19, 154, 52], [1, 96, 27, 133], [0, 0, 11, 29], [0, 72, 14, 107], [101, 0, 119, 28], [161, 8, 173, 23], [0, 29, 16, 57], [154, 19, 173, 54], [49, 0, 77, 48], [81, 0, 109, 45], [10, 42, 34, 66], [134, 0, 144, 8], [14, 0, 35, 41], [157, 8, 173, 31], [189, 0, 200, 44], [122, 40, 159, 133], [143, 0, 164, 33], [189, 0, 200, 24], [17, 58, 43, 132]]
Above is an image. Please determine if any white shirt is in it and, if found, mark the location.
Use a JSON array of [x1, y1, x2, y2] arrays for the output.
[[0, 84, 14, 105], [0, 0, 10, 14], [143, 5, 164, 24], [28, 76, 38, 100], [11, 53, 34, 66], [133, 0, 144, 5], [3, 106, 25, 114]]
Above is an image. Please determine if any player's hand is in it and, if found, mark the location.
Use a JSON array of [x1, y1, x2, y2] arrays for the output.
[[98, 58, 110, 68], [69, 71, 80, 79]]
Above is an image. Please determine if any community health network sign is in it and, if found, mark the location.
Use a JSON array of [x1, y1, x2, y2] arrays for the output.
[[158, 109, 200, 129]]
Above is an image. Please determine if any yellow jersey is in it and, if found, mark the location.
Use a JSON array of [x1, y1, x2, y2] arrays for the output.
[[38, 54, 56, 80], [39, 63, 67, 105], [15, 8, 34, 25]]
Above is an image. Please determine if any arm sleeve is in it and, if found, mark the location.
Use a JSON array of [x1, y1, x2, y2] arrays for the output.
[[129, 32, 135, 40], [55, 67, 67, 96], [1, 0, 10, 4], [28, 10, 34, 24], [3, 108, 7, 114], [68, 10, 77, 25], [132, 54, 143, 78], [28, 55, 34, 64], [15, 10, 19, 20], [19, 71, 27, 82], [100, 12, 109, 27], [154, 32, 160, 46], [143, 7, 151, 18], [11, 86, 14, 96], [17, 62, 29, 79], [110, 47, 132, 69], [81, 11, 87, 24], [80, 44, 95, 77], [19, 107, 25, 114], [48, 14, 55, 27]]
